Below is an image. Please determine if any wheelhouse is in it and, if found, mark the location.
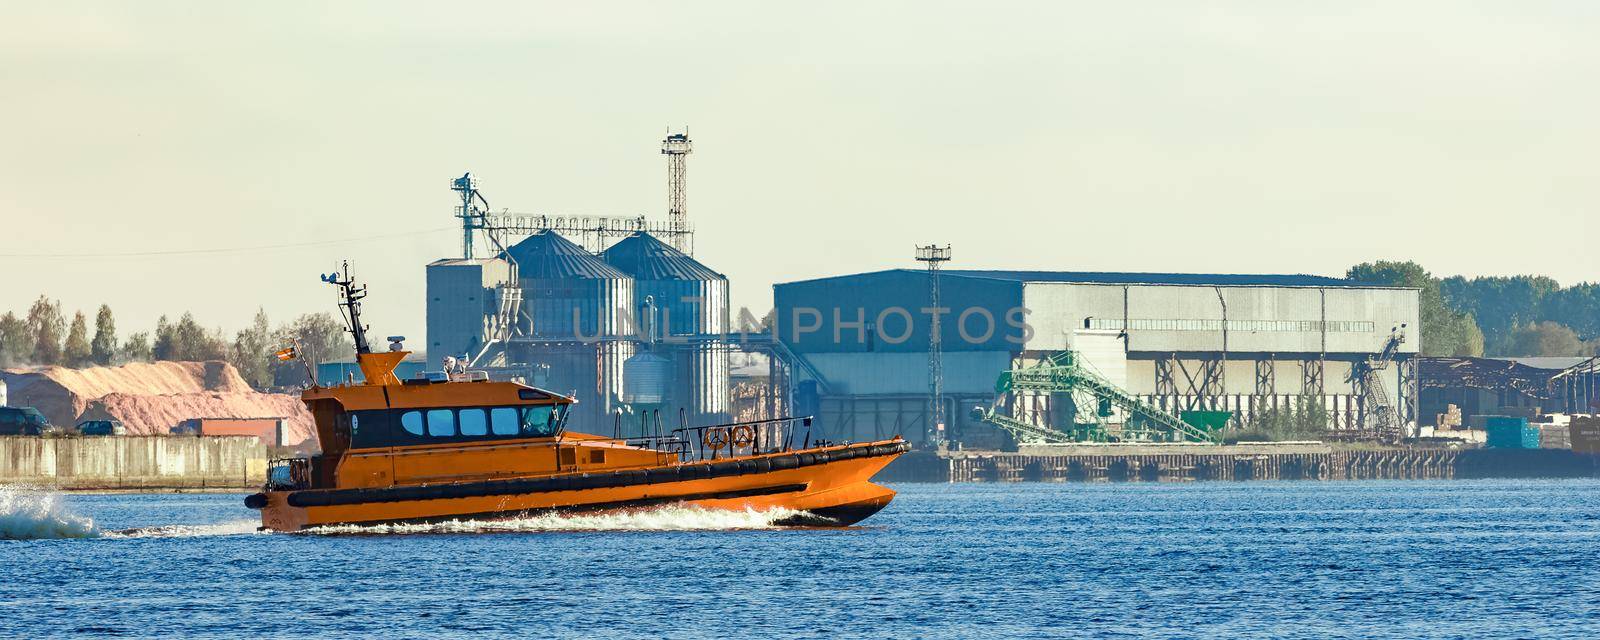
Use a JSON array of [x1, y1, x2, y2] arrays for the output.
[[343, 402, 570, 449]]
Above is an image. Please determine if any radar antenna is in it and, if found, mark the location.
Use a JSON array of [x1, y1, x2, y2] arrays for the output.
[[321, 261, 372, 355]]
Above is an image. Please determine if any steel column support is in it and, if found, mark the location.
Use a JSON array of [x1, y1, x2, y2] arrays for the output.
[[1397, 356, 1417, 432], [1155, 356, 1177, 412]]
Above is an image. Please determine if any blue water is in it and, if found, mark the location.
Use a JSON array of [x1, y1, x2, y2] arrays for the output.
[[3, 480, 1599, 638]]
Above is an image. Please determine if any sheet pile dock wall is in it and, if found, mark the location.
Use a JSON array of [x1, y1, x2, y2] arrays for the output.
[[880, 445, 1600, 482]]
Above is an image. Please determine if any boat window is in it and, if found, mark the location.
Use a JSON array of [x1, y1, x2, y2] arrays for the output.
[[348, 410, 393, 448], [427, 409, 455, 437], [521, 405, 557, 437], [401, 410, 424, 436], [490, 408, 519, 435], [459, 408, 487, 436]]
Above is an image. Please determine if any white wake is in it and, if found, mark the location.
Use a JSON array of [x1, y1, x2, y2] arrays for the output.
[[1, 485, 266, 540], [1, 484, 806, 539], [300, 505, 805, 535], [101, 519, 264, 539], [0, 485, 98, 540]]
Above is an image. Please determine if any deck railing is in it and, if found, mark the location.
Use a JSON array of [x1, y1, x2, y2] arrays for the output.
[[605, 412, 820, 463]]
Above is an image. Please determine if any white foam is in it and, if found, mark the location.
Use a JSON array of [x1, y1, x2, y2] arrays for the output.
[[101, 519, 265, 539], [300, 505, 805, 535], [0, 485, 98, 540]]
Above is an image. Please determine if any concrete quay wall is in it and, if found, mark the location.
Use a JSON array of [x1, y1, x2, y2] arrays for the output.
[[0, 436, 268, 489]]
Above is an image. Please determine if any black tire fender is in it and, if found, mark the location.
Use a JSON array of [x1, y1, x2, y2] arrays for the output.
[[645, 467, 679, 484]]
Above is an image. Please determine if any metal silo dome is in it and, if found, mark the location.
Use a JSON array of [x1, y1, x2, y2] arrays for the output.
[[600, 232, 727, 336], [502, 230, 634, 339]]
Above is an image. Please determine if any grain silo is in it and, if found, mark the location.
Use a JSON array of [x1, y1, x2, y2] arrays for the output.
[[602, 232, 730, 425], [502, 230, 635, 429]]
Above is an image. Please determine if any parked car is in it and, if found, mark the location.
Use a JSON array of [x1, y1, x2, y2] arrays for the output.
[[77, 419, 126, 436], [0, 406, 51, 436]]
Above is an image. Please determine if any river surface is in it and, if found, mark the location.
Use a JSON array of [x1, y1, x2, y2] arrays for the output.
[[2, 480, 1598, 638]]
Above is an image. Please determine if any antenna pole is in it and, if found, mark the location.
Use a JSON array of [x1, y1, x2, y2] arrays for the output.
[[294, 338, 318, 387], [323, 260, 372, 355]]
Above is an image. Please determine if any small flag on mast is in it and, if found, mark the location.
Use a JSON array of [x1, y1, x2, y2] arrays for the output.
[[275, 346, 298, 362]]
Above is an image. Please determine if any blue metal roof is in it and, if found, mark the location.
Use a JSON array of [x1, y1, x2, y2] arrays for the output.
[[899, 269, 1352, 287], [601, 232, 725, 281], [501, 230, 630, 280]]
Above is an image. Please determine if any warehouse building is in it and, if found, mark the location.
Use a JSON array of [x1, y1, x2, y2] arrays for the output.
[[773, 269, 1421, 448]]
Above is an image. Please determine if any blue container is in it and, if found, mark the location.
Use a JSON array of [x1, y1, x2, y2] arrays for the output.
[[1485, 416, 1540, 449]]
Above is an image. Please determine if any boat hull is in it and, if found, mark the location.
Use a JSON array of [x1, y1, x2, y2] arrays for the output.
[[253, 440, 908, 531]]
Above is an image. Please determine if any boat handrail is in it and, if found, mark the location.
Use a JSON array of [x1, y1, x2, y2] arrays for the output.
[[587, 415, 816, 463], [671, 416, 814, 462]]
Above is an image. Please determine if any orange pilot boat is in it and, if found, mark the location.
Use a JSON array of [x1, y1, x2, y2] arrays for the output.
[[246, 265, 908, 531]]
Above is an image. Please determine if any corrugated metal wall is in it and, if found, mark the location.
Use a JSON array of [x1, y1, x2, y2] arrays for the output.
[[425, 258, 509, 369]]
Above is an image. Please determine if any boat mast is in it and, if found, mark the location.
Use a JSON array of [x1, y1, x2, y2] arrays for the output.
[[322, 261, 372, 355]]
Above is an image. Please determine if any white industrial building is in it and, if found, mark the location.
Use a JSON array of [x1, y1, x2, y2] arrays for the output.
[[773, 270, 1421, 447]]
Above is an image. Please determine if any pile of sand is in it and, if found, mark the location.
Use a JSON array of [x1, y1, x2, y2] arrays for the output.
[[78, 392, 315, 444], [1, 361, 315, 447], [3, 361, 248, 426]]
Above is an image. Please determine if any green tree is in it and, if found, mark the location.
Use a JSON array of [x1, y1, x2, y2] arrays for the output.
[[1440, 275, 1559, 354], [90, 305, 118, 365], [1504, 321, 1588, 357], [149, 313, 226, 362], [25, 296, 66, 365], [1346, 261, 1483, 357], [152, 315, 175, 360], [0, 312, 28, 367], [121, 332, 153, 362], [1540, 283, 1600, 341], [273, 313, 355, 385], [171, 312, 227, 361], [230, 308, 275, 389], [63, 311, 93, 368]]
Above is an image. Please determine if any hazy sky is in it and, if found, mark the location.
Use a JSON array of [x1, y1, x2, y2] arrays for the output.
[[2, 1, 1596, 344]]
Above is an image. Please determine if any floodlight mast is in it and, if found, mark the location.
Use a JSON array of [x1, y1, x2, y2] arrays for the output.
[[915, 244, 952, 446]]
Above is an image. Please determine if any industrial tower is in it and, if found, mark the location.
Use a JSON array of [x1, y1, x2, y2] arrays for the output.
[[661, 130, 693, 253], [916, 244, 951, 445], [452, 173, 487, 260]]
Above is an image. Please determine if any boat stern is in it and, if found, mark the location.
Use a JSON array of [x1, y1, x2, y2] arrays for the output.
[[246, 490, 310, 531]]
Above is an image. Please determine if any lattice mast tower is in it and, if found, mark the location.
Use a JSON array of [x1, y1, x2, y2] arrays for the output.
[[916, 244, 952, 445], [661, 130, 694, 253]]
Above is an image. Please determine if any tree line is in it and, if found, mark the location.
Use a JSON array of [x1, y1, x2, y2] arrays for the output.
[[0, 296, 355, 389], [1346, 261, 1600, 358]]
